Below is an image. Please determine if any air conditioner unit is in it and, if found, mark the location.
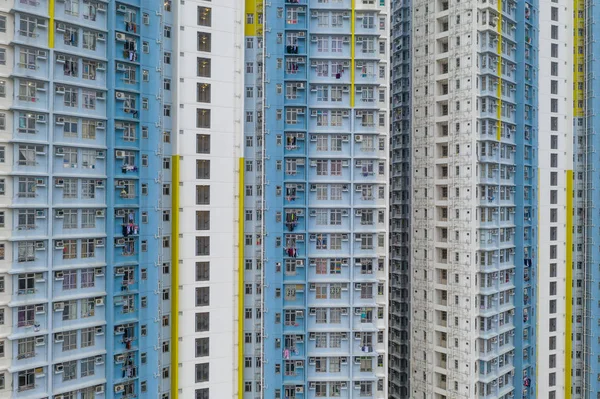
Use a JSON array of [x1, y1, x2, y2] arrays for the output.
[[55, 209, 64, 218], [36, 114, 46, 123], [355, 283, 362, 290], [115, 150, 126, 158], [95, 356, 104, 365], [309, 283, 316, 290], [115, 239, 125, 247], [95, 297, 104, 306], [115, 354, 125, 363], [55, 147, 64, 155], [35, 336, 45, 346], [117, 4, 128, 12], [115, 32, 127, 41], [117, 63, 126, 71], [95, 268, 104, 276], [295, 386, 304, 393], [295, 361, 303, 368], [54, 302, 65, 312], [95, 238, 105, 246], [54, 333, 64, 342], [34, 273, 44, 281], [35, 209, 45, 218], [37, 50, 47, 59], [95, 386, 105, 394], [56, 23, 66, 32], [115, 92, 125, 100], [96, 180, 105, 188], [116, 180, 126, 188], [55, 117, 65, 125], [116, 209, 126, 217], [116, 267, 125, 275], [97, 32, 106, 41], [309, 382, 316, 389], [35, 305, 45, 314], [96, 121, 105, 129], [309, 308, 316, 315], [354, 307, 362, 315], [355, 135, 363, 142], [56, 54, 66, 62], [295, 310, 304, 318], [95, 326, 104, 335], [309, 357, 316, 365], [114, 384, 125, 393], [95, 209, 105, 217], [54, 240, 64, 249], [341, 308, 348, 315]]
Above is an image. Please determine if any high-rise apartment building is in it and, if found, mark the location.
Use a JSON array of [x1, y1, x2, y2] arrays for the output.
[[0, 0, 174, 397], [242, 0, 390, 398], [392, 0, 573, 396]]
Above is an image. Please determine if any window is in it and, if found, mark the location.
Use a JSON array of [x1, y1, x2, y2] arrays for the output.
[[196, 389, 209, 399], [19, 16, 37, 37], [197, 83, 211, 103], [196, 160, 210, 179], [64, 25, 78, 47], [17, 305, 35, 327], [196, 211, 210, 230], [62, 330, 77, 351], [63, 270, 77, 290], [63, 360, 77, 381], [63, 300, 77, 320], [81, 239, 95, 258], [195, 337, 209, 357], [198, 32, 211, 52], [195, 363, 209, 383], [198, 6, 212, 26], [196, 237, 210, 256], [62, 239, 76, 259], [17, 369, 34, 392], [196, 287, 210, 306], [17, 242, 35, 262], [82, 30, 96, 50], [197, 58, 211, 77], [81, 268, 95, 288], [196, 312, 209, 332], [64, 87, 78, 107], [196, 186, 210, 204], [196, 135, 210, 153], [197, 109, 211, 128], [17, 337, 35, 359]]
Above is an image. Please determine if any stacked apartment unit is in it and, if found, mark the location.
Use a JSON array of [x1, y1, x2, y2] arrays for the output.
[[0, 0, 173, 397], [243, 0, 390, 398]]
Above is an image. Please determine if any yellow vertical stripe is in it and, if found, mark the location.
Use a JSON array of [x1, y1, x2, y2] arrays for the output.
[[573, 0, 584, 116], [350, 0, 355, 108], [565, 170, 573, 399], [48, 0, 55, 48], [495, 1, 502, 141], [245, 0, 262, 36], [170, 156, 180, 399], [238, 157, 245, 397]]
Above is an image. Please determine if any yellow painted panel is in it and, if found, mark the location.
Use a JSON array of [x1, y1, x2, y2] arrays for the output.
[[48, 0, 55, 48], [245, 0, 263, 36]]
